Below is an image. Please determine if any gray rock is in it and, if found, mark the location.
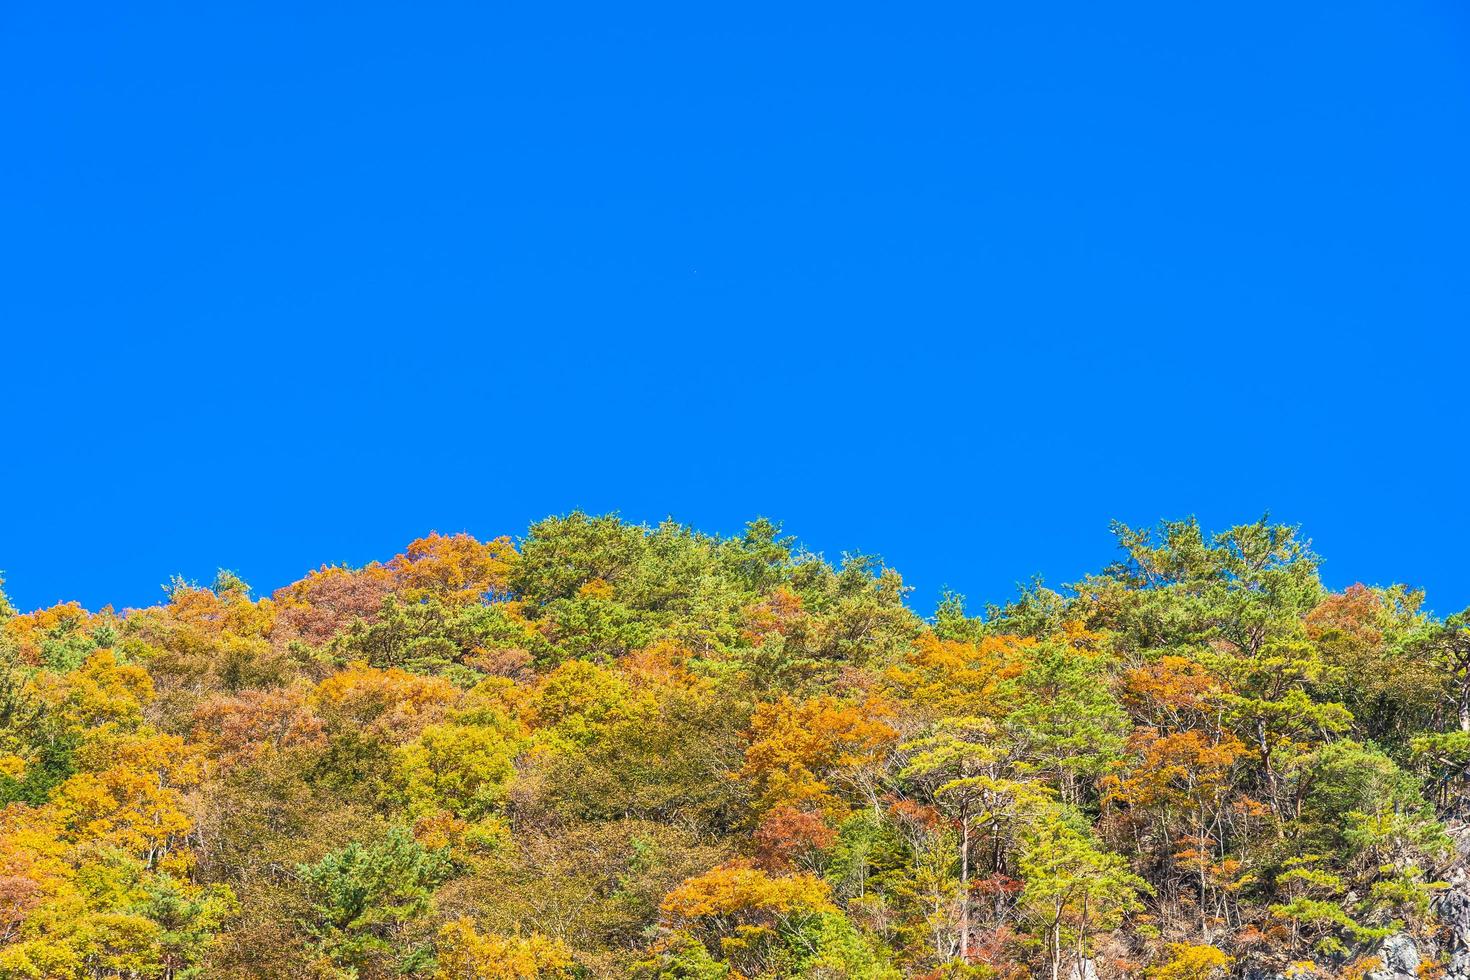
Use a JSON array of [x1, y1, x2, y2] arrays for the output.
[[1444, 877, 1470, 948], [1364, 933, 1421, 980], [1381, 933, 1421, 973]]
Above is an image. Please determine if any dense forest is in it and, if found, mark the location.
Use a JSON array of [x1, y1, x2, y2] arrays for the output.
[[3, 515, 1470, 980]]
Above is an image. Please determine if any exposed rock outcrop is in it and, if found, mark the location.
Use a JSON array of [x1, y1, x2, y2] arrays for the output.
[[1365, 933, 1420, 980]]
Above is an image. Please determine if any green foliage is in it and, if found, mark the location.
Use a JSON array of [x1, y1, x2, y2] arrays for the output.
[[331, 595, 546, 677], [1003, 644, 1128, 792], [298, 827, 452, 974], [5, 513, 1470, 979], [1018, 811, 1149, 971]]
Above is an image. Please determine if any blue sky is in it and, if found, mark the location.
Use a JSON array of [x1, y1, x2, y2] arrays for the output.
[[2, 2, 1468, 617]]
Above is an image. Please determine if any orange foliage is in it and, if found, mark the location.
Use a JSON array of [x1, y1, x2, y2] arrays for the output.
[[1102, 729, 1244, 814], [886, 632, 1032, 718], [53, 729, 204, 868], [158, 575, 275, 641], [413, 810, 469, 850], [313, 662, 458, 742], [660, 860, 835, 926], [1121, 656, 1229, 729], [621, 641, 708, 693], [1304, 583, 1384, 649], [3, 602, 94, 665], [738, 695, 897, 814], [389, 532, 517, 604], [741, 587, 806, 645], [192, 686, 326, 770]]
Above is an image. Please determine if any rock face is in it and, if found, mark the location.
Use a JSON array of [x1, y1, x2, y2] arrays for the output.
[[1429, 822, 1470, 980], [1445, 871, 1470, 941], [1368, 933, 1420, 979], [1442, 864, 1470, 980]]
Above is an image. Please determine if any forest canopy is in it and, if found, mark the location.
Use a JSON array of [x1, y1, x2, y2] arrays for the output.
[[2, 513, 1469, 980]]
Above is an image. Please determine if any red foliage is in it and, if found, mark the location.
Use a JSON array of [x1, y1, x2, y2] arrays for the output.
[[191, 686, 326, 770], [752, 805, 836, 870], [272, 564, 395, 646]]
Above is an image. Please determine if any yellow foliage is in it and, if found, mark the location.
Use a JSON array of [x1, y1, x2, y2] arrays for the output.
[[1341, 958, 1383, 980], [886, 632, 1032, 718], [577, 577, 615, 600], [396, 718, 520, 819], [0, 911, 162, 979], [660, 860, 836, 924], [527, 660, 652, 746], [53, 729, 203, 866], [0, 753, 234, 975], [33, 649, 153, 732], [0, 933, 84, 979], [0, 803, 73, 940], [1149, 943, 1232, 980], [434, 917, 572, 979], [313, 661, 459, 742]]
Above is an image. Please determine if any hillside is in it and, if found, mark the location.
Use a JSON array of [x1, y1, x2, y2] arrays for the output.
[[2, 513, 1469, 979]]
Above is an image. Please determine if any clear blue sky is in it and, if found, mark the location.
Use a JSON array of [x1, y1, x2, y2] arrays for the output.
[[2, 2, 1468, 617]]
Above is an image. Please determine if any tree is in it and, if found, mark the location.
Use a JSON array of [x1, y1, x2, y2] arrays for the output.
[[53, 728, 203, 868], [389, 532, 517, 605], [1425, 605, 1470, 733], [1002, 644, 1128, 804], [190, 685, 325, 771], [1076, 517, 1323, 660], [900, 717, 1050, 962], [297, 828, 451, 975], [396, 717, 520, 820], [738, 695, 897, 816], [510, 513, 649, 607], [1148, 943, 1231, 980], [658, 861, 838, 977], [12, 513, 1470, 978], [1101, 727, 1246, 937], [888, 632, 1032, 720], [272, 563, 396, 647], [1266, 856, 1387, 958], [434, 918, 573, 979], [1305, 585, 1438, 745], [34, 647, 152, 733], [1017, 813, 1148, 980]]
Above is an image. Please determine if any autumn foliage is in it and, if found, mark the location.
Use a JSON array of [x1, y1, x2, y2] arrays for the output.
[[0, 515, 1465, 978]]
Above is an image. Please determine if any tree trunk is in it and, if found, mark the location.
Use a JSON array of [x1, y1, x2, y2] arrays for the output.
[[958, 812, 970, 961]]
